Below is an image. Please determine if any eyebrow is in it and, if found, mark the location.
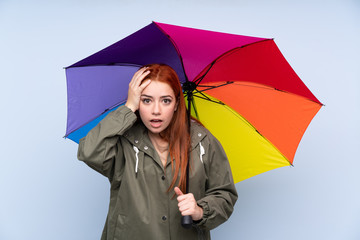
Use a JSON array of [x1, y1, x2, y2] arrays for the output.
[[140, 94, 153, 98], [140, 94, 173, 99]]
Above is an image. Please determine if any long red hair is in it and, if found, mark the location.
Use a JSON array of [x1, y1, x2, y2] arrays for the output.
[[141, 63, 190, 193]]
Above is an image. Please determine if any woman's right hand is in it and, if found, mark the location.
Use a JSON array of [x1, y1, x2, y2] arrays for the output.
[[125, 67, 151, 112]]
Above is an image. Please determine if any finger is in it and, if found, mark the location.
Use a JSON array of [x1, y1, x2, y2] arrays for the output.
[[180, 209, 193, 216], [177, 194, 189, 203], [136, 67, 150, 80], [178, 194, 194, 205], [136, 66, 148, 75], [179, 203, 196, 216], [129, 69, 142, 85], [174, 187, 183, 196], [139, 79, 151, 91], [178, 201, 191, 211], [134, 71, 150, 89], [178, 193, 195, 203], [130, 67, 149, 87]]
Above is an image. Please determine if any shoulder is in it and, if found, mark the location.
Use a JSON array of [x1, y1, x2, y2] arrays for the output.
[[190, 119, 207, 137], [190, 120, 219, 149], [123, 121, 147, 142]]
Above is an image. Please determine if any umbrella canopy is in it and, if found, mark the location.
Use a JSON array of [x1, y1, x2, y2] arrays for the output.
[[65, 22, 322, 183]]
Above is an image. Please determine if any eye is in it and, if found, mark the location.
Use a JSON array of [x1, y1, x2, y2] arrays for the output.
[[142, 98, 151, 104], [162, 98, 172, 104]]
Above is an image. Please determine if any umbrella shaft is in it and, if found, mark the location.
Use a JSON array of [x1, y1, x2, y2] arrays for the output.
[[186, 90, 192, 193]]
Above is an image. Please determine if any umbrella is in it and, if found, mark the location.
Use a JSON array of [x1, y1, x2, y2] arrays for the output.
[[65, 21, 322, 184]]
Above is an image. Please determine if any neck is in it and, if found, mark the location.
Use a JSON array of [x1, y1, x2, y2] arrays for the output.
[[148, 132, 169, 153]]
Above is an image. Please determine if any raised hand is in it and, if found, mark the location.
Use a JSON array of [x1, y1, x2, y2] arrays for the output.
[[125, 67, 151, 112]]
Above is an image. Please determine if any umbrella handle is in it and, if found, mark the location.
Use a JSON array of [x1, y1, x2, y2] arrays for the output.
[[181, 215, 193, 229]]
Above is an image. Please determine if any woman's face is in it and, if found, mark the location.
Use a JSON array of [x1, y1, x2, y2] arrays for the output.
[[139, 80, 178, 135]]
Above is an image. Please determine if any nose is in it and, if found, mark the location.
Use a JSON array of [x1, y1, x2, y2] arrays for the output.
[[152, 101, 161, 115]]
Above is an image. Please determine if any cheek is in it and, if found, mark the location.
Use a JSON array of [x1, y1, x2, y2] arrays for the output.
[[165, 106, 176, 119], [138, 105, 149, 119]]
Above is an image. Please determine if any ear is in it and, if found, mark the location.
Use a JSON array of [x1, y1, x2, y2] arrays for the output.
[[175, 101, 179, 112]]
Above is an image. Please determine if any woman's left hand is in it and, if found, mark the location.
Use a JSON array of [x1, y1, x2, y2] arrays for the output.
[[174, 187, 203, 221]]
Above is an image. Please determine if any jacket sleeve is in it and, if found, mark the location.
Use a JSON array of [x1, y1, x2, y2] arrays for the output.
[[196, 131, 238, 230], [77, 105, 137, 180]]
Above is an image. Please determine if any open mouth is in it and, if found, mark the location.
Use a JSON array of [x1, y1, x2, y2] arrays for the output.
[[150, 119, 163, 128]]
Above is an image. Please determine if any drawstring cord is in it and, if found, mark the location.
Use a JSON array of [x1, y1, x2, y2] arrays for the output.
[[199, 142, 205, 163], [133, 146, 139, 173]]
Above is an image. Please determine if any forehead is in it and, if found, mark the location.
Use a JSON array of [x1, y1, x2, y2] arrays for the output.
[[142, 80, 175, 97]]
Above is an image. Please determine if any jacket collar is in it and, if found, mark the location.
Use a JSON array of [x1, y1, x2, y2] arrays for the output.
[[123, 122, 157, 158], [189, 120, 207, 150], [123, 120, 207, 152]]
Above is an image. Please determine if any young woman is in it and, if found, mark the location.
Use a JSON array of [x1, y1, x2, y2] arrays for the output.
[[78, 64, 238, 240]]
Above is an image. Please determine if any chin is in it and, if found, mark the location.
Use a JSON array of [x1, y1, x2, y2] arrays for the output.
[[150, 128, 165, 135]]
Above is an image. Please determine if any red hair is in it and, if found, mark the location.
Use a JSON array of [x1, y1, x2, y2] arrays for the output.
[[141, 63, 190, 193]]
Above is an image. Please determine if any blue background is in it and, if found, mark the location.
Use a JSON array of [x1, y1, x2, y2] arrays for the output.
[[1, 0, 359, 239]]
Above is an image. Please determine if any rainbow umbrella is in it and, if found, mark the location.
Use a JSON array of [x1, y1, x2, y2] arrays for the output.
[[65, 22, 322, 183]]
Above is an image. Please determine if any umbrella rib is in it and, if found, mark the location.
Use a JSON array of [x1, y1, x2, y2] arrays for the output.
[[65, 100, 127, 138], [192, 92, 225, 105], [197, 81, 234, 92], [231, 82, 324, 105], [193, 61, 216, 85], [220, 104, 294, 166], [153, 22, 189, 82], [190, 96, 200, 119], [233, 82, 276, 90]]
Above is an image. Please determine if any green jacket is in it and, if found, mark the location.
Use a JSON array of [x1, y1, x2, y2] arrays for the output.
[[78, 106, 237, 240]]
